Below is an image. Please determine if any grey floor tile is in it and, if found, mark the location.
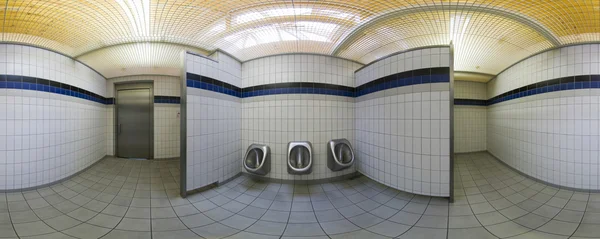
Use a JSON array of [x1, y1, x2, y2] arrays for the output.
[[260, 210, 289, 222], [338, 205, 365, 218], [10, 210, 40, 224], [221, 200, 246, 213], [389, 211, 421, 226], [125, 207, 151, 219], [179, 211, 215, 228], [329, 229, 392, 239], [500, 205, 528, 219], [33, 207, 63, 220], [289, 211, 317, 223], [508, 230, 568, 239], [151, 218, 187, 231], [151, 207, 177, 218], [237, 205, 266, 219], [532, 204, 561, 218], [219, 214, 256, 230], [366, 220, 410, 237], [536, 220, 579, 236], [192, 200, 218, 212], [62, 223, 110, 239], [449, 205, 473, 216], [44, 215, 82, 231], [349, 213, 384, 228], [0, 224, 17, 238], [485, 221, 531, 238], [448, 227, 497, 239], [315, 209, 345, 222], [67, 207, 97, 222], [13, 221, 55, 237], [87, 213, 121, 228], [20, 231, 77, 239], [449, 215, 481, 228], [513, 213, 551, 229], [116, 218, 151, 231], [173, 204, 200, 217], [192, 223, 240, 238], [554, 209, 584, 223], [101, 229, 152, 239], [312, 200, 335, 211], [320, 219, 360, 235], [397, 226, 447, 239], [476, 211, 510, 226], [283, 223, 326, 237], [153, 229, 201, 239], [204, 207, 234, 221], [245, 220, 287, 236], [402, 202, 428, 214], [102, 204, 128, 217]]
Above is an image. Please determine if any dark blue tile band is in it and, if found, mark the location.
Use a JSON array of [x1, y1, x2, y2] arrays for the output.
[[154, 96, 181, 104], [454, 74, 600, 106], [0, 74, 109, 104], [454, 99, 488, 106], [186, 67, 451, 98], [0, 75, 181, 105]]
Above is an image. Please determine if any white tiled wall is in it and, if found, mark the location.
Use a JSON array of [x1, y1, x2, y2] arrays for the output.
[[488, 44, 600, 98], [242, 54, 361, 88], [355, 47, 451, 197], [455, 81, 487, 100], [488, 43, 600, 190], [355, 48, 450, 86], [242, 95, 355, 180], [241, 54, 361, 180], [0, 44, 107, 190], [454, 106, 487, 153], [454, 81, 487, 153], [185, 52, 242, 191], [105, 75, 180, 158]]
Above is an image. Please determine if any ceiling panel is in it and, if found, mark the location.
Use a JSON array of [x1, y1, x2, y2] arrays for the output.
[[335, 10, 554, 74], [0, 0, 598, 77]]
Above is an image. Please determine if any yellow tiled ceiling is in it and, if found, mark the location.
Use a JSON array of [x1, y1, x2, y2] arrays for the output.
[[0, 0, 598, 77], [335, 10, 555, 74]]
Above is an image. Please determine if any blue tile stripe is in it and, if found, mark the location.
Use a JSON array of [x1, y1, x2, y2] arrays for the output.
[[186, 67, 450, 98], [454, 99, 487, 106], [0, 74, 109, 104], [454, 75, 600, 106], [154, 96, 180, 104], [0, 74, 181, 105]]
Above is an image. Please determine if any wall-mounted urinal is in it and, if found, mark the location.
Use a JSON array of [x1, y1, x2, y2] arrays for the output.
[[327, 139, 355, 171], [243, 144, 270, 176], [287, 141, 312, 175]]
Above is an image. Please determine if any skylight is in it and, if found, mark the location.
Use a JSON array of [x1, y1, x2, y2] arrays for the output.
[[221, 21, 339, 50], [232, 7, 359, 25]]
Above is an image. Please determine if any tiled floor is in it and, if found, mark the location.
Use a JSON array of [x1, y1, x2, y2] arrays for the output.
[[2, 152, 600, 238]]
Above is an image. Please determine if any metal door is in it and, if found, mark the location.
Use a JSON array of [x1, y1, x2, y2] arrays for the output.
[[116, 85, 153, 158]]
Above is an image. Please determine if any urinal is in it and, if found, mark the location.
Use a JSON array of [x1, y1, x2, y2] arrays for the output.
[[243, 144, 270, 176], [287, 141, 312, 175], [327, 139, 355, 171]]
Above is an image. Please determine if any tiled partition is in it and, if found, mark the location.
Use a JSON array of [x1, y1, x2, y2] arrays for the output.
[[355, 47, 452, 197], [242, 54, 362, 180], [454, 81, 487, 153], [105, 75, 181, 158], [488, 44, 600, 190], [0, 44, 107, 190], [183, 51, 242, 193]]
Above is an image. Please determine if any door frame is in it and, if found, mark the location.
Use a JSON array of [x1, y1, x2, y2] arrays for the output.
[[114, 81, 154, 159]]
